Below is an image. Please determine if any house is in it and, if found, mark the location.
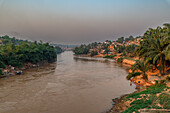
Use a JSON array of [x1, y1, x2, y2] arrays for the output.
[[96, 44, 102, 49], [0, 39, 3, 44], [104, 40, 111, 45], [125, 38, 141, 46], [109, 44, 115, 51]]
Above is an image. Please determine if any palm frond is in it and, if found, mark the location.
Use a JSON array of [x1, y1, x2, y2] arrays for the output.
[[153, 53, 161, 64]]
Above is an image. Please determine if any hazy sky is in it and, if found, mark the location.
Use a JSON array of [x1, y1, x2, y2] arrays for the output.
[[0, 0, 170, 44]]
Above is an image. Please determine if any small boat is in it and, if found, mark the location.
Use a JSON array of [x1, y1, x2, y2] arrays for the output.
[[16, 71, 23, 75]]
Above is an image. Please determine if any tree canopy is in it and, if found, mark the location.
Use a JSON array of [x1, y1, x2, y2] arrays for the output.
[[0, 36, 57, 68]]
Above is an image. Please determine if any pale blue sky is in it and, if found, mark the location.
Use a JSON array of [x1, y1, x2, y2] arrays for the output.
[[0, 0, 170, 44]]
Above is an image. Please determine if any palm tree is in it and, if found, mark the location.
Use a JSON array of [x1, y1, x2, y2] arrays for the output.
[[163, 23, 170, 32], [136, 25, 170, 75], [129, 60, 153, 81], [105, 48, 110, 55], [163, 23, 170, 61]]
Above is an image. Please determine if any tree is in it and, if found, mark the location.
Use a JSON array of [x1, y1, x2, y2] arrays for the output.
[[129, 60, 153, 81], [125, 36, 134, 42], [72, 44, 89, 55], [124, 44, 137, 57], [55, 46, 63, 54], [136, 25, 170, 75], [116, 37, 124, 43], [90, 50, 98, 57], [129, 36, 134, 41], [117, 45, 125, 53], [104, 48, 110, 55], [0, 36, 57, 68]]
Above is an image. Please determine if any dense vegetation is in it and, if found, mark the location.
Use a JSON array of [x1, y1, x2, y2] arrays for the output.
[[72, 42, 99, 55], [73, 44, 90, 55], [0, 35, 58, 69], [116, 37, 124, 43], [122, 84, 170, 113], [55, 46, 63, 54], [128, 23, 170, 80], [103, 55, 116, 58], [90, 50, 98, 57]]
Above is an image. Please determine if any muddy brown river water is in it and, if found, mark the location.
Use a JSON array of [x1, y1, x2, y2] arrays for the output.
[[0, 51, 136, 113]]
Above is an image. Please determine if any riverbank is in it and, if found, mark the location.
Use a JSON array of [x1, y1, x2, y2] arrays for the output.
[[108, 82, 170, 113], [107, 91, 138, 113], [1, 59, 56, 78], [74, 54, 170, 112], [76, 54, 170, 87]]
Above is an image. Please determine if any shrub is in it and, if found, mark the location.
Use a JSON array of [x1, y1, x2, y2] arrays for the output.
[[126, 72, 141, 80], [117, 57, 124, 63], [122, 84, 169, 113], [90, 50, 98, 57], [166, 76, 170, 81], [103, 55, 116, 58]]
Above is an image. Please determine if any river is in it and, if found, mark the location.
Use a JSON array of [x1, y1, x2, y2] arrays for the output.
[[0, 51, 136, 113]]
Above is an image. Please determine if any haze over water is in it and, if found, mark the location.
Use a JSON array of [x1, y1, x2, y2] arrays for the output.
[[0, 51, 136, 113]]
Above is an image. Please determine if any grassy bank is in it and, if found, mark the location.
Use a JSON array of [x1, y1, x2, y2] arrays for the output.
[[109, 83, 170, 113]]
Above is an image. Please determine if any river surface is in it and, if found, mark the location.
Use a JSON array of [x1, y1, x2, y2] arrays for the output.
[[0, 51, 136, 113]]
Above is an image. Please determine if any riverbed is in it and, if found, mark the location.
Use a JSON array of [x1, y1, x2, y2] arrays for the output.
[[0, 51, 136, 113]]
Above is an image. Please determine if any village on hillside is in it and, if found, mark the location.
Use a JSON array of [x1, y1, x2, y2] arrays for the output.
[[73, 24, 170, 112], [73, 24, 170, 88], [88, 37, 141, 58]]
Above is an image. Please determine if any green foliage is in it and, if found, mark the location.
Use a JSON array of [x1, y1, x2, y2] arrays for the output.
[[117, 45, 125, 53], [55, 46, 63, 54], [123, 57, 135, 61], [73, 44, 90, 55], [0, 35, 31, 45], [160, 79, 166, 84], [0, 61, 6, 69], [90, 50, 98, 57], [129, 60, 153, 81], [0, 69, 2, 75], [117, 57, 124, 63], [159, 93, 169, 106], [116, 37, 124, 43], [125, 36, 135, 42], [126, 72, 141, 80], [122, 84, 169, 113], [73, 41, 107, 55], [104, 48, 110, 55], [124, 44, 137, 56], [103, 55, 116, 58], [136, 24, 170, 75], [0, 36, 57, 68], [166, 76, 170, 81], [126, 84, 167, 99]]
